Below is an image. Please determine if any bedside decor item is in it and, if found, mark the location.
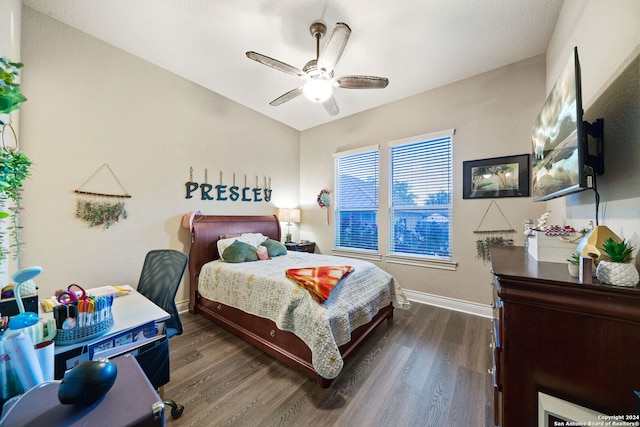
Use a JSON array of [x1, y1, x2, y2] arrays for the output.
[[595, 238, 639, 287], [74, 164, 131, 229], [278, 208, 300, 242], [317, 189, 330, 225], [285, 241, 315, 253], [462, 154, 530, 199]]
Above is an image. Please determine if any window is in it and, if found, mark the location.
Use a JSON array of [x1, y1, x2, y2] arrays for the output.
[[333, 146, 379, 252], [389, 130, 454, 260]]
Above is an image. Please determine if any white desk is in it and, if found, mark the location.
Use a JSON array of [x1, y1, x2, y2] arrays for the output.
[[50, 290, 169, 377]]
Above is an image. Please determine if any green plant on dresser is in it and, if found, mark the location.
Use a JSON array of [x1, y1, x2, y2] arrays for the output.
[[595, 238, 639, 287]]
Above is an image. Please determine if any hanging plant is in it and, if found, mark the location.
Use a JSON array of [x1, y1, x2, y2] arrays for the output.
[[0, 147, 31, 261], [475, 236, 514, 263], [0, 58, 31, 262], [75, 198, 128, 229], [73, 164, 132, 229]]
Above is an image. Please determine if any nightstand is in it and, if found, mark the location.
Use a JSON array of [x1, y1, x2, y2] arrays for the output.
[[285, 241, 315, 253]]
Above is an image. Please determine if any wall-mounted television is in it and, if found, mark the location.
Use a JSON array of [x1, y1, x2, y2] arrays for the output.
[[531, 46, 604, 202]]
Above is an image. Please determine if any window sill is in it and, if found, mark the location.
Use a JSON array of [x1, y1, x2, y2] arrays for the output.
[[385, 254, 458, 270], [331, 249, 382, 262]]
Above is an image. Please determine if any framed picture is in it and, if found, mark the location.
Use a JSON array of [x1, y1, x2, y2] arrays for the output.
[[462, 153, 530, 199]]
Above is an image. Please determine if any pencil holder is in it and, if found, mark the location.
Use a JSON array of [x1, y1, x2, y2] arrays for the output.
[[54, 315, 114, 345]]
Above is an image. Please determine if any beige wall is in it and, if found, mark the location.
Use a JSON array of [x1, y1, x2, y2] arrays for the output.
[[19, 8, 299, 304], [300, 56, 548, 306], [14, 2, 640, 311], [545, 0, 640, 245]]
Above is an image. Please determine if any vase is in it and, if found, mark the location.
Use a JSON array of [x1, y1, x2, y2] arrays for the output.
[[595, 260, 640, 287], [567, 263, 579, 278]]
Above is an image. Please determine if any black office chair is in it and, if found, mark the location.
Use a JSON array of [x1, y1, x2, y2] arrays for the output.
[[134, 249, 188, 420]]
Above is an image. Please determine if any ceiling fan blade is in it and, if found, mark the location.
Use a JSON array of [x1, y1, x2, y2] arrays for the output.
[[246, 51, 306, 78], [270, 87, 303, 106], [336, 75, 389, 89], [318, 22, 351, 73], [322, 95, 339, 116]]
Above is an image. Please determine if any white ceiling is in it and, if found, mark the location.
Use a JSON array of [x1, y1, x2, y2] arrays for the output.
[[23, 0, 563, 131]]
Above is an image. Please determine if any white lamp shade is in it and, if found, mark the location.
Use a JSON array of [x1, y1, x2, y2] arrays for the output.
[[303, 79, 332, 103], [278, 208, 300, 223]]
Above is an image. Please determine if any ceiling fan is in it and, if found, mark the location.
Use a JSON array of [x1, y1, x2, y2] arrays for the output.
[[246, 22, 389, 116]]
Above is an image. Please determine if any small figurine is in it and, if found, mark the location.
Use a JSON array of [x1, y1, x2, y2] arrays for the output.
[[536, 210, 551, 230]]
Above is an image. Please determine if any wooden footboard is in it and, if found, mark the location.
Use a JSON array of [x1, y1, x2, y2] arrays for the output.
[[197, 297, 394, 387]]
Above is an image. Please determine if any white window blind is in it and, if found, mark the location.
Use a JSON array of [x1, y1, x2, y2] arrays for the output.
[[334, 147, 379, 251], [389, 131, 453, 259]]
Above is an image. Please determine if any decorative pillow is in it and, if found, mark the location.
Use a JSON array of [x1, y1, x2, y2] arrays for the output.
[[217, 237, 238, 258], [216, 233, 267, 259], [221, 240, 259, 263], [256, 246, 269, 260], [260, 238, 288, 258]]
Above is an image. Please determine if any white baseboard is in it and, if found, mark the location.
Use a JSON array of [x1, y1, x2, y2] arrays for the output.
[[177, 293, 493, 319], [177, 299, 190, 314], [403, 289, 493, 318]]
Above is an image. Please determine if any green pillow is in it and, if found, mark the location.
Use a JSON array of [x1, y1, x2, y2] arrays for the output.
[[260, 238, 288, 257], [222, 240, 259, 263]]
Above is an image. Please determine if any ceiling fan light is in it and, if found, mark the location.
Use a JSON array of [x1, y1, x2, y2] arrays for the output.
[[303, 79, 332, 103]]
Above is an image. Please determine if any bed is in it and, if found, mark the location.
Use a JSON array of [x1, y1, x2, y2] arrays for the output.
[[188, 214, 409, 387]]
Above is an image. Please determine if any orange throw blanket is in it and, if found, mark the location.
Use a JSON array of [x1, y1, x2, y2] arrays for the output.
[[285, 266, 354, 303]]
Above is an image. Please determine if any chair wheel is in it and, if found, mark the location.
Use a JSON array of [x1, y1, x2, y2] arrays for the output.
[[171, 404, 184, 419], [163, 398, 184, 419]]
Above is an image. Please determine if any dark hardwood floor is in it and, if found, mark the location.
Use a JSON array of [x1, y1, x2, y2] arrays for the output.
[[165, 303, 494, 426]]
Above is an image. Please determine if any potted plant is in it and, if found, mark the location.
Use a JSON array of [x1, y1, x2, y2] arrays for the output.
[[595, 238, 639, 287], [567, 252, 580, 277], [0, 57, 30, 262]]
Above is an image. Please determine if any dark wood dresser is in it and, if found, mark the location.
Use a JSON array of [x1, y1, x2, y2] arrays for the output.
[[490, 246, 640, 426]]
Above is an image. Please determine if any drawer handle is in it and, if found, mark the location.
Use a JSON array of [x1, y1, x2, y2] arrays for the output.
[[217, 304, 222, 311], [270, 330, 276, 338]]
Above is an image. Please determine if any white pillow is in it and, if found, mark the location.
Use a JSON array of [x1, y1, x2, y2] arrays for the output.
[[238, 233, 267, 247], [217, 237, 238, 259]]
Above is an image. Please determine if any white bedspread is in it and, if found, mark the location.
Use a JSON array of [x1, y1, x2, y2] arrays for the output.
[[198, 251, 410, 379]]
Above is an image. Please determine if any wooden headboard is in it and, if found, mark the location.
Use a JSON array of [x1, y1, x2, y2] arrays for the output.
[[188, 215, 281, 313]]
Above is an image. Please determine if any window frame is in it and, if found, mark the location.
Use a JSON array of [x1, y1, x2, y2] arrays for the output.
[[386, 129, 457, 270], [332, 145, 380, 260]]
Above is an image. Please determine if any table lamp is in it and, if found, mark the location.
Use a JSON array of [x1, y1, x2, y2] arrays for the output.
[[278, 208, 300, 242]]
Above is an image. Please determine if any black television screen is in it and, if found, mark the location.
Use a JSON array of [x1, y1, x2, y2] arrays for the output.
[[531, 47, 590, 201]]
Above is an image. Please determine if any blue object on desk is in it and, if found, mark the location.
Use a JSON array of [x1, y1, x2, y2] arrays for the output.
[[7, 266, 43, 330]]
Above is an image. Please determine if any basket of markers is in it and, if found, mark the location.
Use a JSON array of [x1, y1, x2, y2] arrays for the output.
[[53, 284, 114, 345]]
